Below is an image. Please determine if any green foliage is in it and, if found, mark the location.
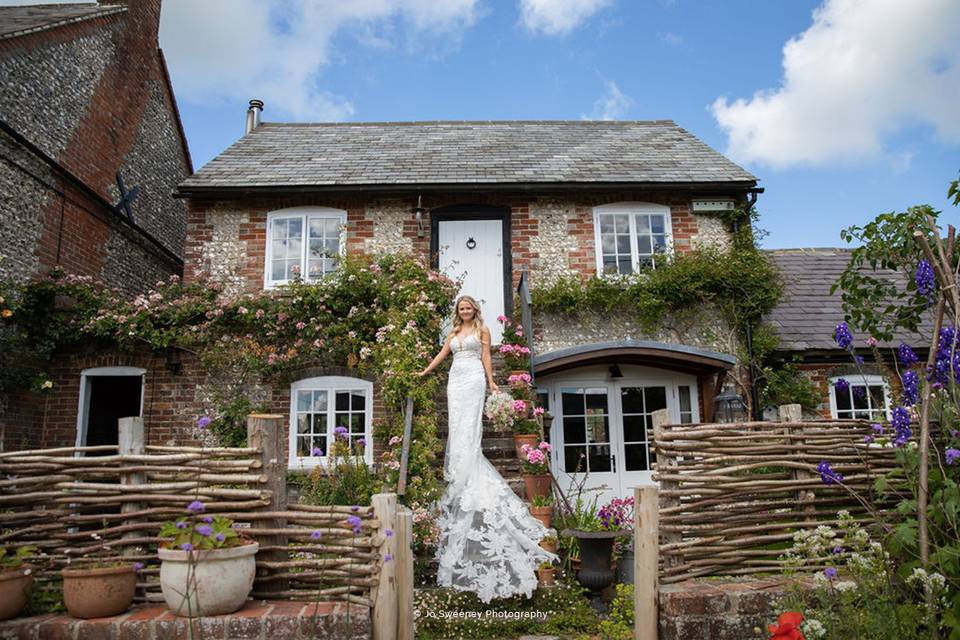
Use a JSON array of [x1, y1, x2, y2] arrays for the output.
[[833, 205, 947, 341], [159, 515, 240, 550], [598, 583, 635, 640], [413, 581, 599, 639], [303, 436, 381, 507], [0, 544, 36, 570], [758, 360, 821, 410], [208, 396, 266, 447]]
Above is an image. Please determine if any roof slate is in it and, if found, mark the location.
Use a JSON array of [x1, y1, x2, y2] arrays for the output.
[[179, 120, 757, 191], [0, 3, 125, 39], [766, 248, 930, 352]]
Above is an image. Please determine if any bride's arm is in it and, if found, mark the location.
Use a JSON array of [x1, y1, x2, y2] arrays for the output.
[[480, 328, 499, 392], [418, 334, 453, 376]]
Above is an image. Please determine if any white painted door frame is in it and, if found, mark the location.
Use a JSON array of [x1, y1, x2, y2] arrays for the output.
[[75, 366, 146, 448]]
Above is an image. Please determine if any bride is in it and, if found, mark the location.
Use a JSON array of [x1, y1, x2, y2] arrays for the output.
[[419, 295, 558, 603]]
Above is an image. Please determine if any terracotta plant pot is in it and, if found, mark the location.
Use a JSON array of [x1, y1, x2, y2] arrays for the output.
[[62, 565, 137, 619], [0, 566, 33, 621], [158, 542, 258, 617], [530, 505, 552, 528], [540, 537, 558, 554], [537, 566, 556, 586], [513, 433, 539, 460], [522, 473, 552, 499]]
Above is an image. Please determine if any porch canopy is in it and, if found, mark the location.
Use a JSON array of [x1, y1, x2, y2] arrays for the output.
[[533, 339, 736, 421]]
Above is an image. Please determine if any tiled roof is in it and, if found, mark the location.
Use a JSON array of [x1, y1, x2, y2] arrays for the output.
[[179, 120, 757, 192], [0, 3, 125, 40], [766, 248, 929, 352]]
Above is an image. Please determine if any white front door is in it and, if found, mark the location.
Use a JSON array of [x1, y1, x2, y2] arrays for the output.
[[544, 365, 700, 506], [438, 219, 506, 344]]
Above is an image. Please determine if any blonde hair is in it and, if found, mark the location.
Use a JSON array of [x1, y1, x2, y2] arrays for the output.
[[451, 296, 486, 340]]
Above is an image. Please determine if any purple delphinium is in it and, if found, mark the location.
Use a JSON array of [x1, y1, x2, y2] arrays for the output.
[[863, 435, 875, 444], [310, 530, 322, 541], [347, 515, 362, 534], [891, 406, 912, 447], [871, 423, 884, 434], [195, 524, 213, 538], [180, 543, 193, 551], [201, 516, 213, 524], [931, 326, 960, 386], [901, 370, 919, 406], [824, 567, 838, 580], [916, 259, 936, 300], [311, 447, 324, 457], [946, 448, 960, 465], [187, 500, 205, 514], [898, 343, 919, 367], [834, 378, 850, 394], [817, 461, 843, 485], [215, 533, 225, 543], [196, 416, 211, 430], [852, 385, 866, 400], [350, 505, 360, 513], [834, 322, 854, 351]]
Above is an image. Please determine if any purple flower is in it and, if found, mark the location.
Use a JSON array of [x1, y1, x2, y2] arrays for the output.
[[854, 355, 865, 365], [852, 385, 866, 399], [187, 500, 205, 514], [832, 546, 844, 555], [891, 406, 912, 447], [834, 322, 854, 351], [384, 528, 394, 538], [824, 567, 838, 580], [133, 562, 145, 571], [196, 416, 211, 430], [334, 426, 349, 440], [311, 447, 324, 457], [901, 370, 919, 406], [347, 515, 362, 534], [946, 448, 960, 465], [817, 461, 843, 485], [201, 516, 213, 524], [871, 422, 884, 434], [834, 378, 849, 394], [215, 533, 225, 542], [180, 543, 193, 551], [351, 505, 360, 513], [355, 438, 366, 447], [863, 435, 874, 444], [195, 524, 213, 537], [898, 343, 919, 367], [383, 553, 393, 563], [915, 259, 936, 300], [310, 530, 322, 541], [175, 521, 188, 530]]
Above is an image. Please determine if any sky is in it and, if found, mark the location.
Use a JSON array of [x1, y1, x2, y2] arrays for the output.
[[6, 0, 960, 248]]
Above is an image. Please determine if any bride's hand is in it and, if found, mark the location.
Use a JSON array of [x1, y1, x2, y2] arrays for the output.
[[417, 369, 429, 377], [488, 380, 499, 392]]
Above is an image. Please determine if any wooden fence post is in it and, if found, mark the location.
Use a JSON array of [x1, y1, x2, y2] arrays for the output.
[[118, 417, 145, 559], [650, 408, 678, 571], [371, 493, 398, 640], [779, 404, 815, 513], [247, 414, 288, 594], [634, 484, 659, 640], [396, 506, 414, 640]]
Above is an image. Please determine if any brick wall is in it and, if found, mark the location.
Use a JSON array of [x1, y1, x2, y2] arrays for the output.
[[0, 0, 190, 293], [795, 359, 903, 419], [659, 578, 794, 640]]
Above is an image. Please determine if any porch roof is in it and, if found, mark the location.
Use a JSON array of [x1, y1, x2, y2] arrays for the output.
[[532, 339, 736, 377]]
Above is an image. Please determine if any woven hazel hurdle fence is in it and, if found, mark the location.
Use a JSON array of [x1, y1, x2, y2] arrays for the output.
[[0, 415, 413, 640], [631, 405, 903, 640]]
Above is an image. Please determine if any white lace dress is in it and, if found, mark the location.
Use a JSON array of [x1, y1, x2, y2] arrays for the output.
[[435, 332, 558, 603]]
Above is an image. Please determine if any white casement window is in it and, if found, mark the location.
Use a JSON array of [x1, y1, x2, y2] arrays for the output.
[[828, 375, 891, 421], [593, 202, 673, 275], [264, 206, 346, 288], [288, 376, 373, 470]]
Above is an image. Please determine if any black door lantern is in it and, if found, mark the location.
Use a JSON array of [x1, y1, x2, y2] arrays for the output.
[[713, 384, 747, 423]]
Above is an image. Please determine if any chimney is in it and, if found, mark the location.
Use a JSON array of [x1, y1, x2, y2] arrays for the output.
[[245, 99, 264, 135]]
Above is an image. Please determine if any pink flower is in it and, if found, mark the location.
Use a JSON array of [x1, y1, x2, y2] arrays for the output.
[[238, 306, 248, 315], [513, 400, 527, 413], [497, 314, 507, 323], [538, 441, 551, 452], [296, 321, 306, 330], [520, 444, 531, 453], [866, 336, 879, 347], [255, 309, 265, 319], [533, 407, 545, 417]]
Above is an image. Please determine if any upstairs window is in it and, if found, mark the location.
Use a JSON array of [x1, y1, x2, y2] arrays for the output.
[[829, 375, 890, 421], [593, 202, 673, 275], [265, 207, 346, 288]]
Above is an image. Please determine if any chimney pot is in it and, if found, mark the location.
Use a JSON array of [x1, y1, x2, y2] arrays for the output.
[[245, 99, 264, 135]]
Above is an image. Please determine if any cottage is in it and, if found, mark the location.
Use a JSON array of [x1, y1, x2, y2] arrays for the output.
[[170, 105, 760, 503]]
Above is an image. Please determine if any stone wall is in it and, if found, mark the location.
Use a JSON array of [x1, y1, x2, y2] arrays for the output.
[[659, 578, 793, 640], [0, 0, 190, 291]]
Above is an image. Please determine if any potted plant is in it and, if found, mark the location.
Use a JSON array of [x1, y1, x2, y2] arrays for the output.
[[512, 417, 540, 459], [158, 500, 258, 617], [61, 534, 139, 619], [537, 561, 556, 587], [539, 535, 558, 554], [0, 545, 35, 621], [530, 494, 553, 528], [561, 495, 633, 593], [601, 496, 636, 584], [497, 315, 531, 374], [520, 441, 552, 499]]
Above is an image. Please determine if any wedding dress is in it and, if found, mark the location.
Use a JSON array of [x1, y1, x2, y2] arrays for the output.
[[435, 332, 558, 603]]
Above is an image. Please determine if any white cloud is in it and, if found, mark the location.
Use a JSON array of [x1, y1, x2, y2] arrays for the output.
[[583, 79, 631, 120], [711, 0, 960, 168], [659, 31, 682, 46], [518, 0, 612, 35], [159, 0, 481, 121]]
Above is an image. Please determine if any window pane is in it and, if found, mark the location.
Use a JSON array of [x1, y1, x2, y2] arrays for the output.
[[297, 414, 310, 434], [313, 413, 326, 434], [869, 385, 886, 411], [564, 445, 587, 472], [616, 235, 631, 253], [635, 214, 650, 233], [271, 261, 286, 281], [602, 256, 618, 273], [288, 218, 303, 237], [312, 436, 326, 456], [297, 436, 311, 457], [313, 391, 327, 412], [613, 214, 629, 232], [563, 416, 586, 444], [588, 445, 612, 472], [350, 414, 363, 433], [536, 390, 550, 413], [601, 235, 615, 252], [352, 392, 365, 411], [599, 216, 614, 234], [623, 415, 646, 442], [637, 235, 652, 255], [852, 386, 869, 410], [585, 392, 608, 413], [835, 387, 851, 411], [297, 390, 312, 411], [324, 239, 339, 255], [651, 215, 665, 233], [562, 390, 584, 416], [678, 386, 692, 413], [336, 391, 350, 411], [586, 413, 609, 443], [653, 234, 667, 252], [324, 217, 340, 235], [617, 256, 632, 273], [625, 443, 648, 471], [621, 387, 644, 414], [646, 387, 668, 411]]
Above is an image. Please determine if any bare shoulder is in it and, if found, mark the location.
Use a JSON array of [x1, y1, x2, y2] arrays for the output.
[[480, 326, 491, 336]]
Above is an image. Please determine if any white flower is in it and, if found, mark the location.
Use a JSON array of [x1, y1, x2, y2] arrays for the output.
[[801, 619, 826, 639], [834, 580, 857, 592]]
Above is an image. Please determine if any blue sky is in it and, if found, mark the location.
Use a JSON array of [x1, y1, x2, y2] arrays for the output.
[[9, 0, 959, 248]]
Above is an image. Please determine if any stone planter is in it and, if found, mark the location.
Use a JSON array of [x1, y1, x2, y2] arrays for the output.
[[537, 566, 556, 587], [562, 529, 626, 593], [522, 474, 552, 500], [530, 505, 552, 528], [158, 542, 258, 617], [513, 433, 539, 460], [0, 566, 33, 621], [62, 565, 137, 619]]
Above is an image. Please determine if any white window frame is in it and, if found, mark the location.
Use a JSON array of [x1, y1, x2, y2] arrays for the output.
[[288, 376, 373, 471], [593, 202, 674, 276], [264, 206, 347, 289], [828, 374, 891, 421]]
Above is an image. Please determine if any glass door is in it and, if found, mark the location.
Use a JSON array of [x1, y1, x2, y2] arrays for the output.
[[555, 386, 620, 506]]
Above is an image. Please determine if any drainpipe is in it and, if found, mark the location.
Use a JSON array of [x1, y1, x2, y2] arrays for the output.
[[743, 187, 764, 420], [245, 99, 264, 135]]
